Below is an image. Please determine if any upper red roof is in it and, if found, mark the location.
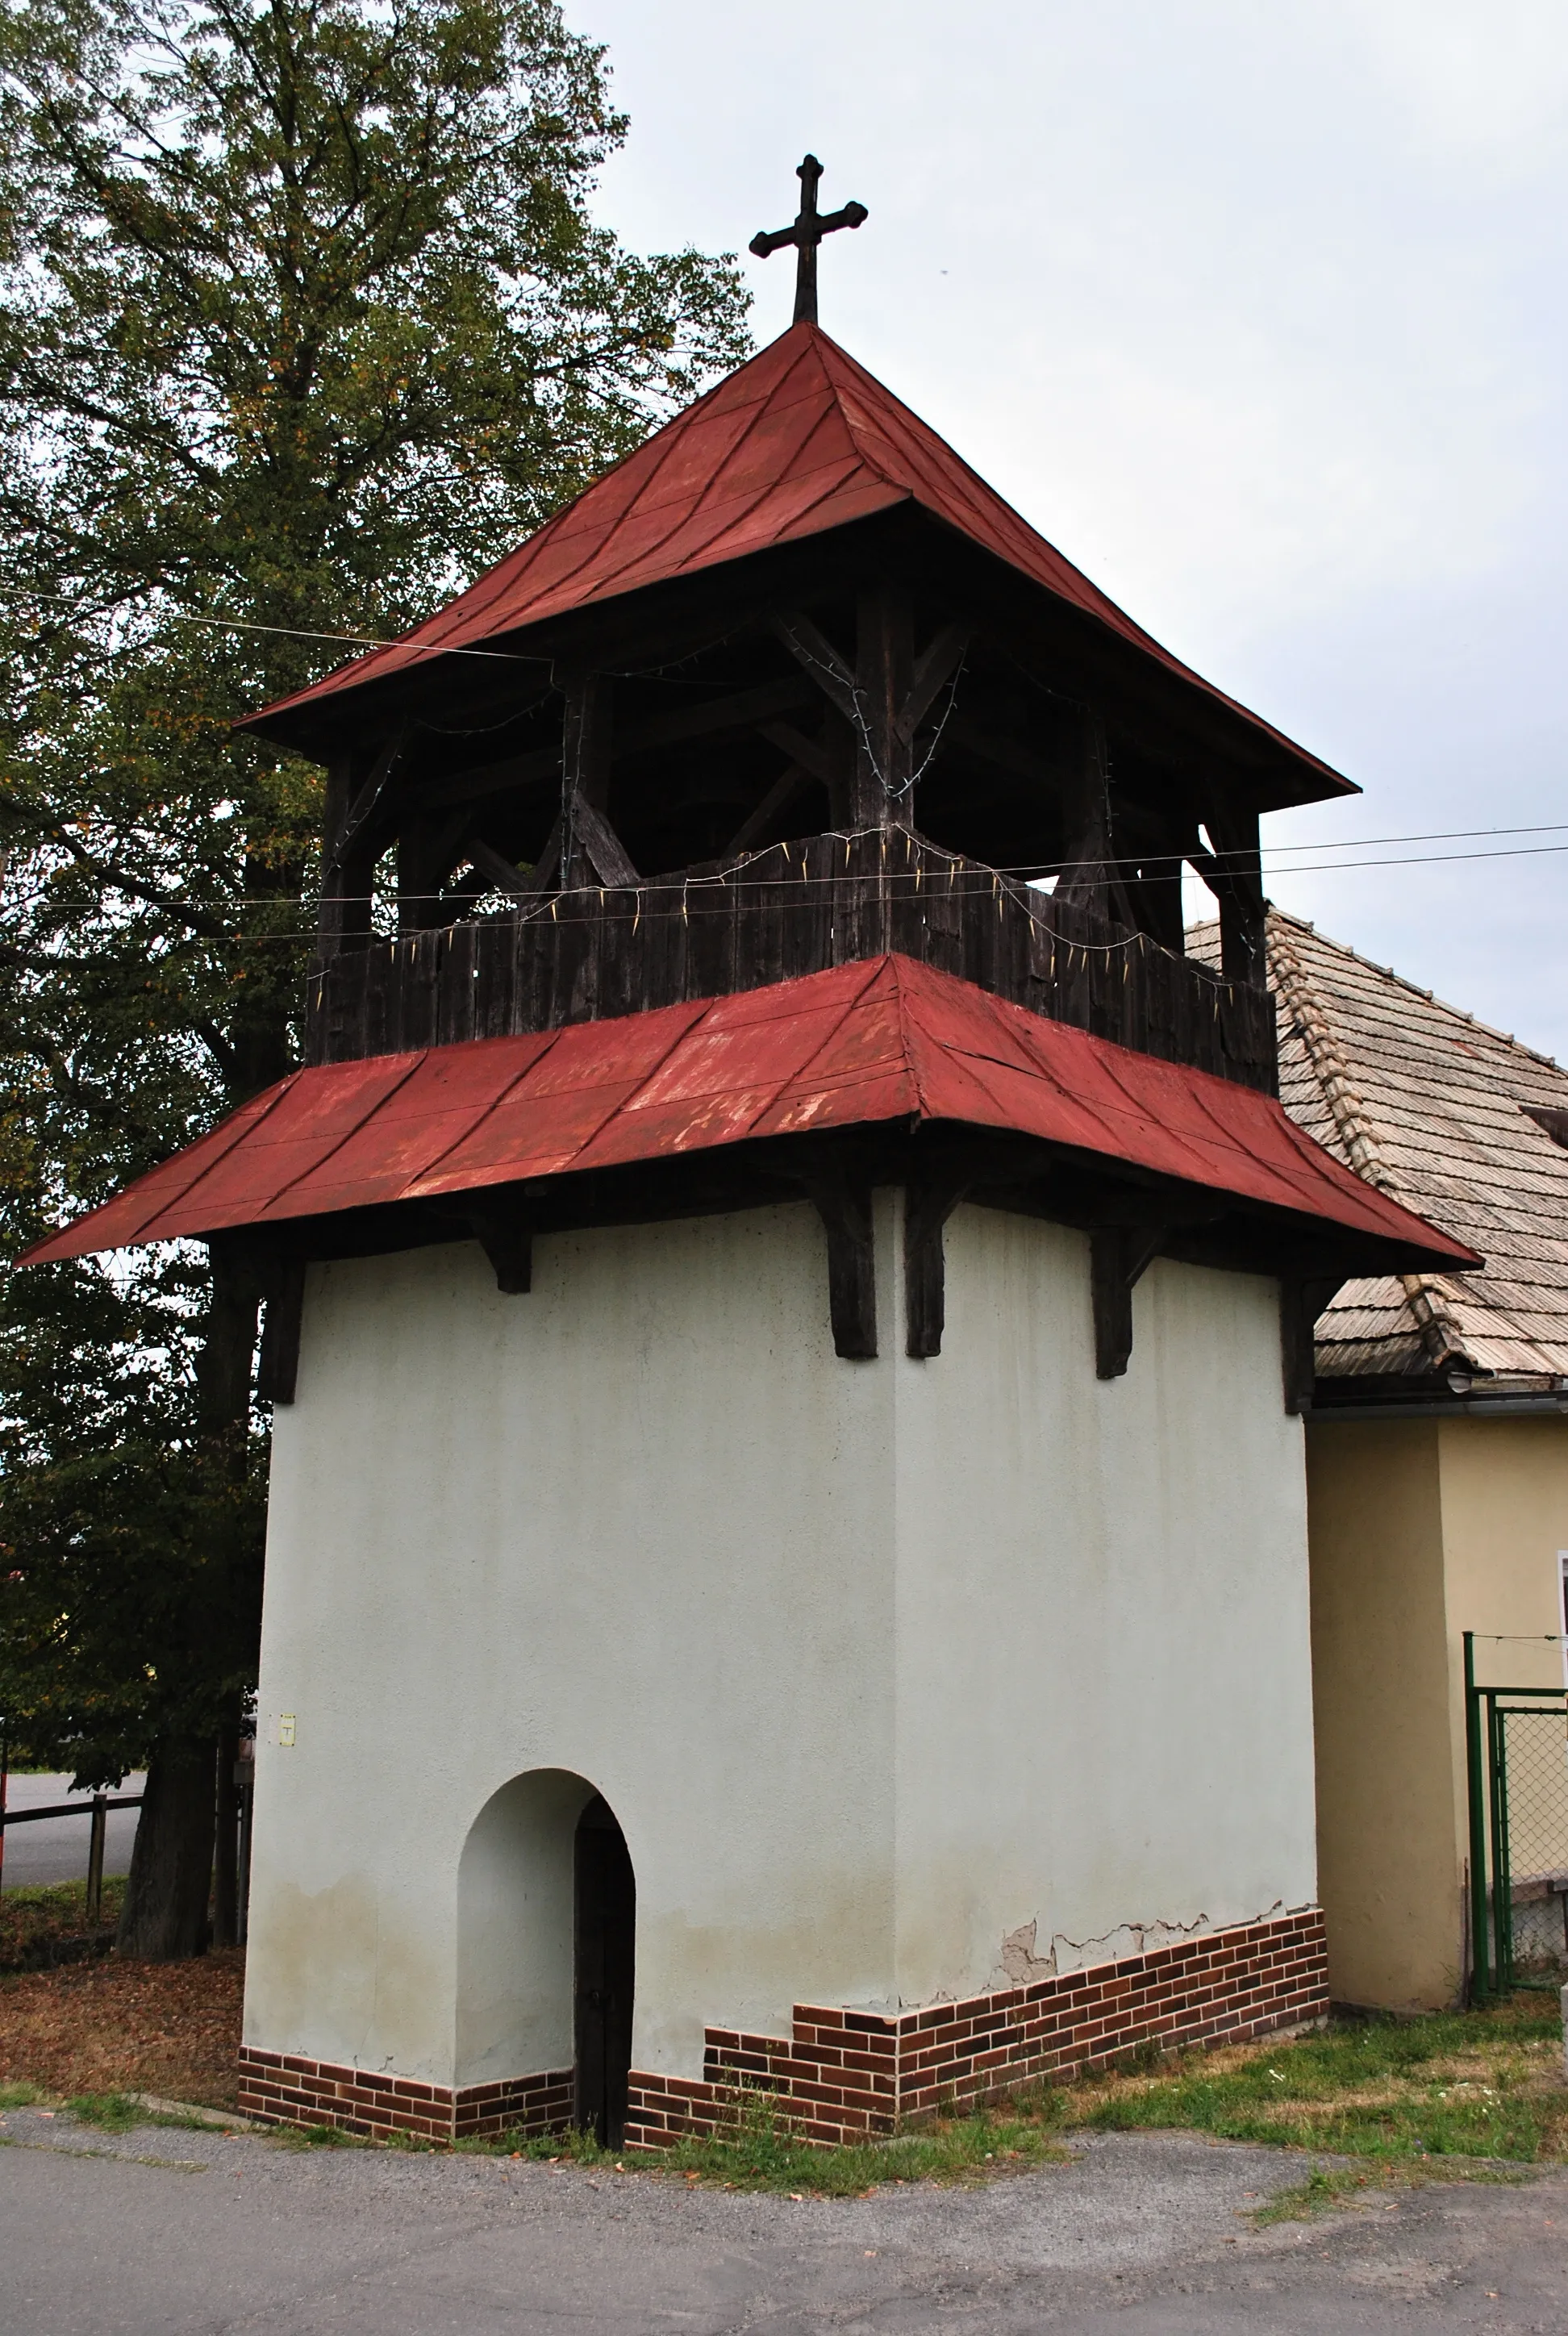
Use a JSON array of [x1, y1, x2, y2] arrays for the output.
[[23, 956, 1474, 1270], [246, 324, 1347, 795]]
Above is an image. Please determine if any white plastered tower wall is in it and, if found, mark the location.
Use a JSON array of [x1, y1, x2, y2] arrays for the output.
[[244, 1192, 1317, 2092]]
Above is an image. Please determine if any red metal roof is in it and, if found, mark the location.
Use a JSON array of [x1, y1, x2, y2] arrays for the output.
[[23, 957, 1475, 1270], [245, 325, 1348, 795]]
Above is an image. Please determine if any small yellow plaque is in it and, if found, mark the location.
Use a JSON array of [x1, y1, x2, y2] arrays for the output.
[[278, 1713, 296, 1747]]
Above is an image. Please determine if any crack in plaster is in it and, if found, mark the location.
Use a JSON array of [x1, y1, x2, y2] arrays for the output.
[[991, 1900, 1293, 1991]]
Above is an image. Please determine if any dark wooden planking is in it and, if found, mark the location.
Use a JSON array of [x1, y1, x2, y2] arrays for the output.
[[305, 830, 1279, 1094]]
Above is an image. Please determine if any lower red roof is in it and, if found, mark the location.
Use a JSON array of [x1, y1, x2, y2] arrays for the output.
[[21, 955, 1477, 1268]]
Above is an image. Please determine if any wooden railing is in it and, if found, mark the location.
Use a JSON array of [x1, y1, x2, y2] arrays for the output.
[[307, 829, 1277, 1093]]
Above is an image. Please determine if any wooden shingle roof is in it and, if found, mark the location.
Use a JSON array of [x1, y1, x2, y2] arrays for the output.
[[1192, 913, 1568, 1386]]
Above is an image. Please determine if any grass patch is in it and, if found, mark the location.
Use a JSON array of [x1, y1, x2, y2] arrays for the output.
[[0, 2080, 44, 2110], [65, 2092, 141, 2133], [273, 2120, 368, 2150], [1069, 1992, 1567, 2167], [471, 2085, 1070, 2196], [0, 1878, 123, 1970]]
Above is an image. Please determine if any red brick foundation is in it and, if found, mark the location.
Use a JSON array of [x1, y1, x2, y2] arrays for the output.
[[237, 1908, 1326, 2150], [236, 2050, 572, 2144], [629, 1908, 1328, 2150]]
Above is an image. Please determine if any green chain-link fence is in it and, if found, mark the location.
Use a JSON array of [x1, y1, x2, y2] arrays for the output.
[[1466, 1633, 1568, 1996]]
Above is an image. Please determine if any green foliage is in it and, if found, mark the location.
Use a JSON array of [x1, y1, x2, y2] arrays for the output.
[[473, 2088, 1068, 2195], [65, 2089, 141, 2130], [1073, 1996, 1567, 2166], [0, 1875, 127, 1967], [0, 0, 749, 1784]]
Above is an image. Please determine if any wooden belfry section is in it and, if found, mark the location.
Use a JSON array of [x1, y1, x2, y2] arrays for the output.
[[31, 178, 1473, 1397], [254, 237, 1328, 1099]]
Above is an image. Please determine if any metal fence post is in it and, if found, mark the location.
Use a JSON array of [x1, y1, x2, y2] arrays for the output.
[[1466, 1633, 1489, 2002], [85, 1793, 106, 1929]]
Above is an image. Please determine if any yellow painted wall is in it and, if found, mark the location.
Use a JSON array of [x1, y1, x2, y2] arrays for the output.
[[1305, 1420, 1458, 2009], [1306, 1412, 1568, 2011], [1438, 1420, 1568, 1893]]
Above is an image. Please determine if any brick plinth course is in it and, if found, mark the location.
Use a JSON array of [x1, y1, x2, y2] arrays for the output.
[[237, 1908, 1327, 2152], [236, 2050, 572, 2145], [627, 1908, 1328, 2152]]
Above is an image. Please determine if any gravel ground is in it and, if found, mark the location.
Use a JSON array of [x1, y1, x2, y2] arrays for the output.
[[2, 2100, 1566, 2332]]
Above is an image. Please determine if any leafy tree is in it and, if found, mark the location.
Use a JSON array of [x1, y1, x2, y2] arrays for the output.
[[0, 0, 749, 1954]]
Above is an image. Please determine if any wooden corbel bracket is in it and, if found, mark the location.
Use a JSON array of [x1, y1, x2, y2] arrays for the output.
[[467, 1197, 534, 1295], [903, 1171, 972, 1358], [1090, 1224, 1165, 1380], [256, 1253, 307, 1407], [1279, 1274, 1344, 1416], [801, 1169, 878, 1359]]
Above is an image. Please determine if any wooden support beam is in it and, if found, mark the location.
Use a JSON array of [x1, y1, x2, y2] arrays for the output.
[[804, 1170, 877, 1358], [1055, 708, 1134, 932], [560, 670, 614, 890], [757, 719, 834, 788], [398, 807, 473, 936], [1280, 1274, 1342, 1414], [257, 1255, 307, 1406], [467, 835, 548, 902], [570, 792, 639, 888], [854, 584, 913, 823], [903, 1171, 971, 1358], [897, 622, 969, 744], [1090, 1224, 1163, 1379], [1191, 808, 1267, 988], [315, 756, 374, 956], [416, 678, 821, 815], [725, 761, 813, 857], [327, 727, 407, 874], [771, 611, 860, 728], [469, 1199, 533, 1295]]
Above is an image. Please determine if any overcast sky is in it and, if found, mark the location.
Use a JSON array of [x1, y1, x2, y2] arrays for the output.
[[567, 0, 1568, 1060]]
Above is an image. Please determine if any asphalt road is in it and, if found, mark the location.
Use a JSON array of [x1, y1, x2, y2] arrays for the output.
[[0, 1775, 144, 1892], [1, 2100, 1564, 2334]]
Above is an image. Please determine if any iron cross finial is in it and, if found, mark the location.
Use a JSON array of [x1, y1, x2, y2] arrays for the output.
[[749, 154, 868, 327]]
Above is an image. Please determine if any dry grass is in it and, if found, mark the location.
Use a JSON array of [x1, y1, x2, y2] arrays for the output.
[[1065, 1994, 1568, 2166], [0, 1949, 244, 2109]]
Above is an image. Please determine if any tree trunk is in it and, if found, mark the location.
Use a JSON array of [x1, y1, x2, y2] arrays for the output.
[[115, 1737, 216, 1959], [116, 1244, 262, 1958]]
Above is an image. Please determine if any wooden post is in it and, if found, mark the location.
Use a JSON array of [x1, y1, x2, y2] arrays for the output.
[[561, 671, 615, 888], [1214, 811, 1267, 988], [854, 586, 913, 824], [85, 1792, 106, 1928], [317, 753, 377, 958], [1054, 708, 1131, 931]]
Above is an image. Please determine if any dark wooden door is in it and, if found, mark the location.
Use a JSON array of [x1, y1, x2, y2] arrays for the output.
[[574, 1796, 636, 2146]]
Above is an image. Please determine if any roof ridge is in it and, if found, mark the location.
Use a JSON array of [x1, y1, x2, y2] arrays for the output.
[[1266, 914, 1475, 1375]]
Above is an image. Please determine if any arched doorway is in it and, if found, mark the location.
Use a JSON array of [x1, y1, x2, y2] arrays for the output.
[[574, 1794, 636, 2146]]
